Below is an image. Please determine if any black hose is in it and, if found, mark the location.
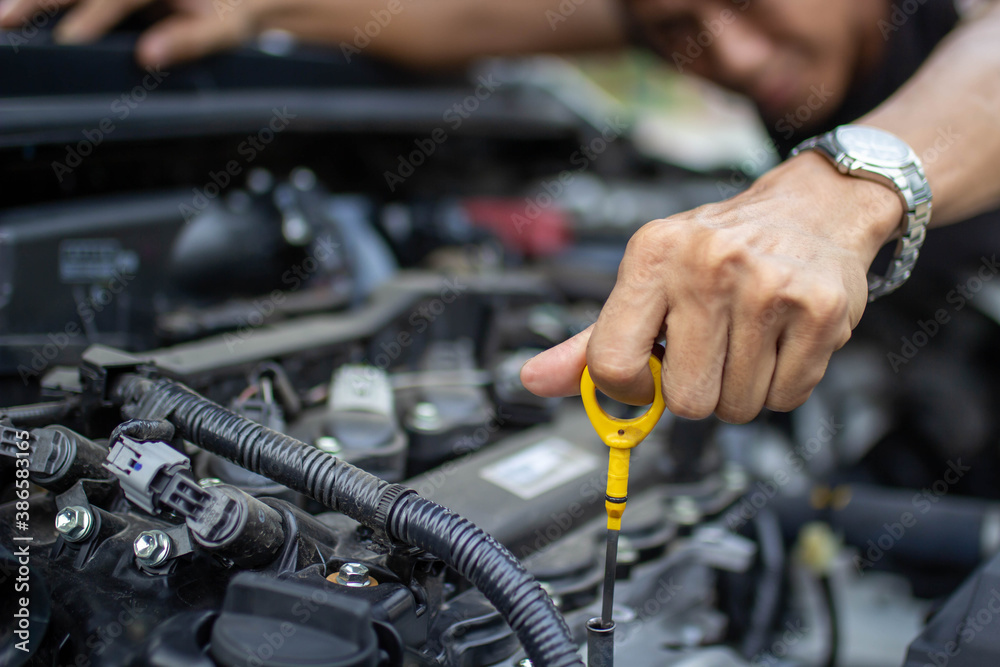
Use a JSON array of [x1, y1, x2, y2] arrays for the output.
[[110, 419, 175, 445], [0, 399, 77, 427], [389, 494, 579, 666], [819, 575, 839, 667], [740, 509, 786, 658], [116, 375, 582, 667]]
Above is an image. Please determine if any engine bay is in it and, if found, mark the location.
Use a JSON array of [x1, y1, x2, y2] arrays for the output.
[[5, 38, 1000, 667]]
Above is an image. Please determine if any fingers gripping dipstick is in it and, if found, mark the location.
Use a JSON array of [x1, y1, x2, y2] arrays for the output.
[[581, 355, 666, 637]]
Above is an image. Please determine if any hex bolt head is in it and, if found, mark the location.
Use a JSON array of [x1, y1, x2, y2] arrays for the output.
[[336, 562, 372, 587], [410, 402, 442, 431], [722, 464, 748, 492], [133, 530, 173, 567], [670, 496, 702, 526], [617, 536, 639, 565], [54, 506, 94, 542]]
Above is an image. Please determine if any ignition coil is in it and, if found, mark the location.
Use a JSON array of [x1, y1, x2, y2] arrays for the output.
[[104, 425, 284, 567], [0, 421, 110, 493]]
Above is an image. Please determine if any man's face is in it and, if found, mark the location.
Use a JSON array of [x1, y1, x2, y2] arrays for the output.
[[628, 0, 885, 131]]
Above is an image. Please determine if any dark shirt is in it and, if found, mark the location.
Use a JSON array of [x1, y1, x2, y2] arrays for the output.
[[769, 0, 997, 280], [629, 0, 997, 277], [771, 0, 961, 156]]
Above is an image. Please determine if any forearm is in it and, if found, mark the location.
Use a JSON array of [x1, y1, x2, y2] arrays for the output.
[[255, 0, 627, 68], [861, 2, 1000, 226]]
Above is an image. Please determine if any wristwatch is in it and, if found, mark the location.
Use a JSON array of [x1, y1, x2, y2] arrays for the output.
[[790, 125, 933, 301]]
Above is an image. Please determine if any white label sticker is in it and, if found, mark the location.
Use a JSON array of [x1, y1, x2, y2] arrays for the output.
[[479, 437, 599, 499]]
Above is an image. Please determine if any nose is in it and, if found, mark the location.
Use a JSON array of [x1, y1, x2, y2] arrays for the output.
[[706, 13, 775, 91]]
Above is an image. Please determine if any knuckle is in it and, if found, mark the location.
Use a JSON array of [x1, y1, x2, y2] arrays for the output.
[[835, 323, 853, 349], [624, 221, 683, 271], [697, 233, 747, 280], [803, 282, 848, 325], [665, 390, 715, 421], [755, 263, 795, 301], [766, 371, 822, 412], [715, 402, 759, 425], [587, 357, 643, 392], [627, 220, 672, 255], [766, 388, 813, 413]]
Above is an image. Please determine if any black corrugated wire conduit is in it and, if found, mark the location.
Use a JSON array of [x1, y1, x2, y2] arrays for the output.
[[115, 375, 582, 667]]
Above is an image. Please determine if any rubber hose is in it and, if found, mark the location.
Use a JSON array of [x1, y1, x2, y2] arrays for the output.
[[116, 376, 582, 667], [390, 494, 581, 667], [118, 376, 392, 523], [0, 399, 76, 427], [111, 419, 176, 444], [740, 509, 785, 658]]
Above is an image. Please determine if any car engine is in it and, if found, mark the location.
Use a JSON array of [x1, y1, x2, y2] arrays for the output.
[[5, 35, 1000, 667]]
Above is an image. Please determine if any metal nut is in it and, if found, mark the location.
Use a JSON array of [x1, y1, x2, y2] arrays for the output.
[[133, 530, 173, 567], [722, 464, 748, 492], [670, 496, 702, 526], [54, 506, 94, 542], [617, 536, 639, 565], [409, 402, 443, 431], [336, 562, 372, 587]]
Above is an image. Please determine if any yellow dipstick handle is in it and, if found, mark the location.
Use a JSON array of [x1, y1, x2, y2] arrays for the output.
[[581, 355, 666, 530]]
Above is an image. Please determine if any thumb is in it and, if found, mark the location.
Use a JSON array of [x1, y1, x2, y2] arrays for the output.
[[520, 325, 594, 398]]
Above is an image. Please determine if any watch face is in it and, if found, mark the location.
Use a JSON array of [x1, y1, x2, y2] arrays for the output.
[[834, 126, 912, 167]]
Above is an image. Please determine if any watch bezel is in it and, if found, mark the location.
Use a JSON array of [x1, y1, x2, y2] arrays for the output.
[[832, 125, 915, 170], [789, 124, 933, 302]]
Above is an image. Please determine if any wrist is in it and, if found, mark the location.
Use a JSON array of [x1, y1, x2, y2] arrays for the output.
[[753, 151, 904, 262]]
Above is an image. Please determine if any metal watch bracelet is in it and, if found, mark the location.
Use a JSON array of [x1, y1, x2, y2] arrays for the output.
[[790, 133, 932, 302]]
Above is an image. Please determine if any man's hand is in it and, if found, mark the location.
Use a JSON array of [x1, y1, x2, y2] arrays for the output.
[[0, 0, 261, 66], [521, 151, 903, 423], [0, 0, 625, 69]]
